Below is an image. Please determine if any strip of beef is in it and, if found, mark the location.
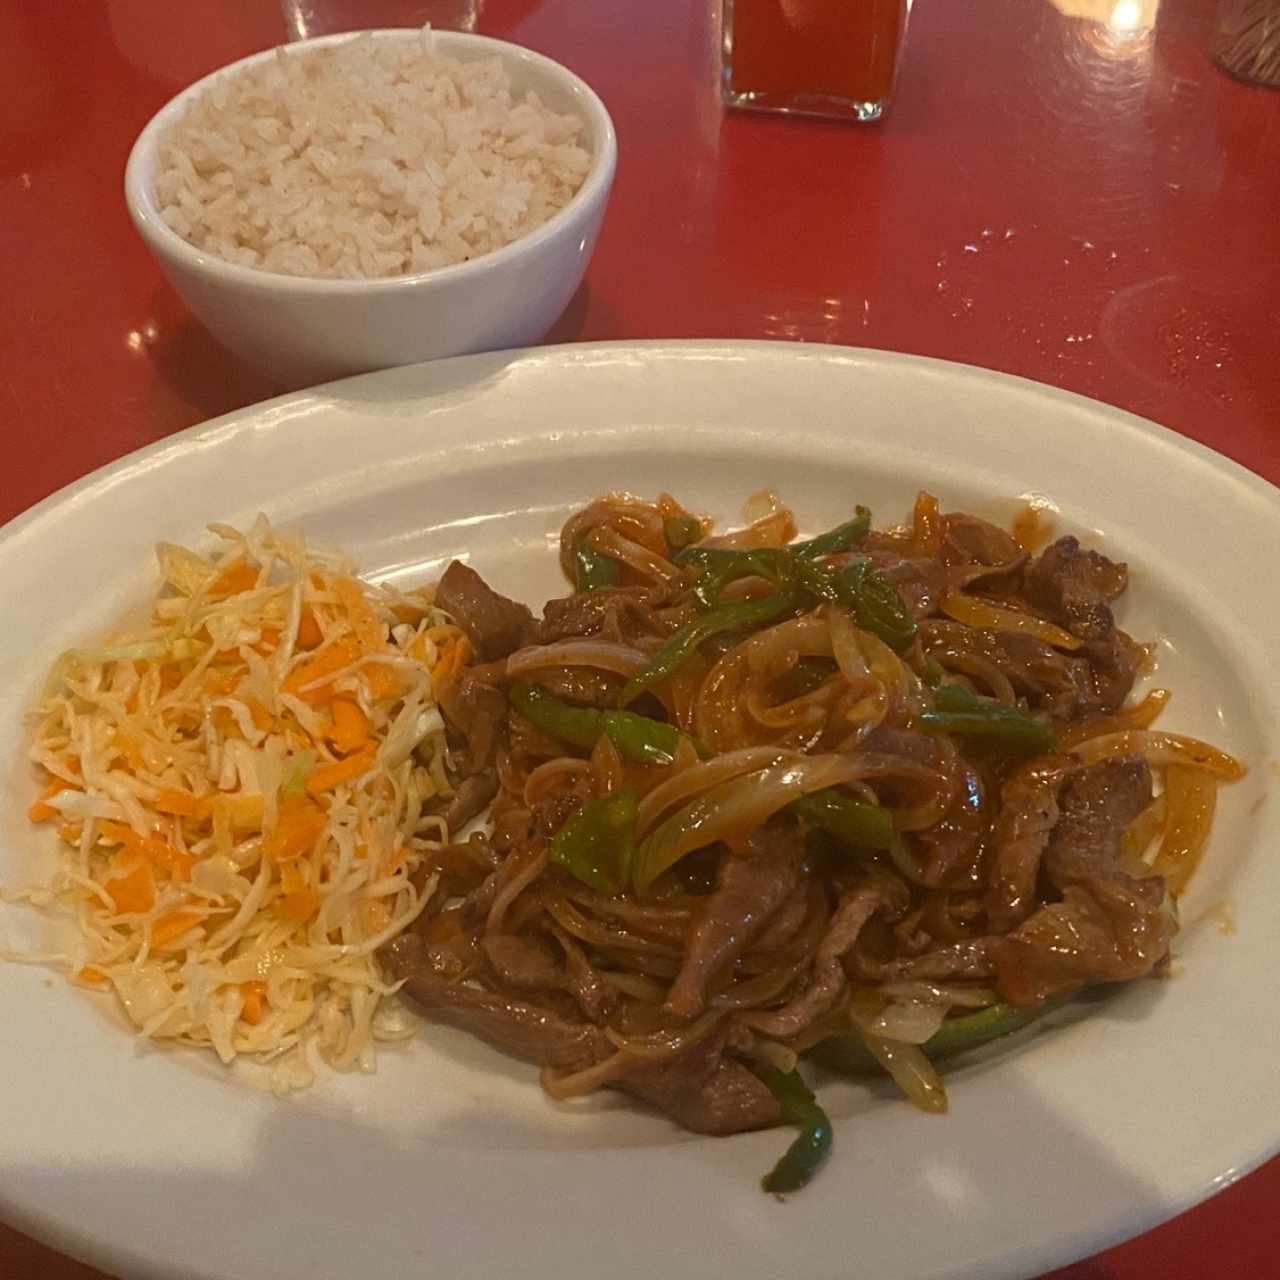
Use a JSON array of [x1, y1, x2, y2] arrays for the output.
[[385, 934, 605, 1068], [438, 670, 506, 775], [482, 930, 617, 1023], [1081, 629, 1145, 712], [921, 621, 1100, 720], [664, 825, 805, 1020], [943, 512, 1027, 571], [436, 560, 536, 661], [834, 552, 949, 619], [614, 1025, 782, 1136], [744, 888, 881, 1038], [382, 935, 779, 1134], [1042, 757, 1154, 889], [876, 938, 998, 982], [538, 588, 671, 645], [995, 758, 1174, 1005], [984, 755, 1077, 932], [1024, 536, 1127, 641], [444, 773, 499, 833]]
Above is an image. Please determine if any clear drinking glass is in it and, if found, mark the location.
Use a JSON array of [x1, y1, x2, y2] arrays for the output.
[[721, 0, 910, 122], [280, 0, 481, 40], [1211, 0, 1280, 85]]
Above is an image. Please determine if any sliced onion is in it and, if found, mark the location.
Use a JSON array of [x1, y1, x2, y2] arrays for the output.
[[1071, 730, 1245, 780], [857, 1030, 949, 1113], [635, 745, 800, 837], [879, 981, 997, 1008], [940, 591, 1082, 651], [603, 1010, 724, 1061], [540, 1053, 630, 1100], [1152, 764, 1217, 895], [506, 640, 651, 679], [697, 504, 796, 551], [587, 525, 685, 587], [632, 753, 880, 892], [863, 999, 949, 1044]]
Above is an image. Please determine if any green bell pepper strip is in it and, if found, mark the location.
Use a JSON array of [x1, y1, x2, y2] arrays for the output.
[[748, 1065, 834, 1194], [573, 540, 621, 592], [790, 788, 895, 851], [917, 683, 1054, 754], [798, 559, 918, 652], [618, 591, 803, 706], [810, 997, 1071, 1075], [509, 682, 685, 766], [676, 546, 797, 609], [547, 789, 637, 895], [789, 506, 872, 560]]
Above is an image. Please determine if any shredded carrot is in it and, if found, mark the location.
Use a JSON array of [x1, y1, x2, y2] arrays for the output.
[[912, 491, 943, 558], [941, 591, 1082, 651], [246, 696, 275, 732], [392, 602, 427, 625], [263, 796, 327, 862], [277, 889, 322, 923], [328, 697, 370, 755], [116, 728, 147, 772], [154, 787, 198, 818], [361, 662, 402, 702], [105, 855, 156, 915], [297, 607, 324, 650], [256, 627, 281, 654], [283, 636, 362, 704], [77, 965, 110, 987], [209, 561, 259, 599], [280, 863, 308, 894], [28, 779, 70, 823], [56, 823, 82, 843], [335, 577, 385, 652], [151, 907, 206, 949], [306, 748, 377, 794], [241, 980, 268, 1025], [158, 663, 185, 692], [98, 820, 196, 882]]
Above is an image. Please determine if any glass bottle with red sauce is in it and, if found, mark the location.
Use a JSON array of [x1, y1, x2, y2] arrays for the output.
[[722, 0, 910, 122]]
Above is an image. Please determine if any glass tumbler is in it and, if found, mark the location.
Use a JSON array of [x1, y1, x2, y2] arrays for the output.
[[722, 0, 910, 123], [281, 0, 481, 39]]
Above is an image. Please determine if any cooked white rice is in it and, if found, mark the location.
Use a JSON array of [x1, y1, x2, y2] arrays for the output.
[[154, 30, 593, 279]]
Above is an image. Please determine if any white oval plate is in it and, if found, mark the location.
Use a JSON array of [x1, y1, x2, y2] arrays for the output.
[[1, 342, 1277, 1280]]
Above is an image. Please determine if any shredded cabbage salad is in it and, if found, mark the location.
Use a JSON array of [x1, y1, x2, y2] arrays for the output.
[[6, 517, 467, 1092]]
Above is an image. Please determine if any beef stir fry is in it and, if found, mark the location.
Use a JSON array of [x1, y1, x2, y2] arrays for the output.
[[381, 491, 1244, 1192]]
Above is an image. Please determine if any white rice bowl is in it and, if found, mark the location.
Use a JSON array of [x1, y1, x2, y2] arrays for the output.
[[153, 30, 593, 280]]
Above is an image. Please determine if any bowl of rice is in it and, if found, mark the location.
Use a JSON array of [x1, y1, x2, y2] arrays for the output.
[[124, 29, 616, 387]]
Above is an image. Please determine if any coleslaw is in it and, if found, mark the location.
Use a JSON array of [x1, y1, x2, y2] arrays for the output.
[[5, 516, 468, 1092]]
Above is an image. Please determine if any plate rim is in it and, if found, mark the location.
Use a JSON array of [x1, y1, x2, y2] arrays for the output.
[[2, 340, 1277, 1280]]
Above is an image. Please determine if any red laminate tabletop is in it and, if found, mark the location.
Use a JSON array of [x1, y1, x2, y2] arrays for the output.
[[1, 0, 1277, 1277]]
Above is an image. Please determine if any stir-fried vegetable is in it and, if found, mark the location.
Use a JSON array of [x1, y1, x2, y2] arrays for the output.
[[748, 1064, 834, 1194], [619, 591, 803, 706], [812, 998, 1070, 1074], [918, 683, 1054, 753], [663, 513, 704, 550], [799, 559, 918, 652], [574, 539, 622, 592], [548, 790, 637, 894], [509, 681, 686, 766], [790, 507, 872, 560], [791, 788, 895, 851]]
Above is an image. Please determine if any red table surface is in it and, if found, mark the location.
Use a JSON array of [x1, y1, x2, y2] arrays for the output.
[[1, 0, 1277, 1276]]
